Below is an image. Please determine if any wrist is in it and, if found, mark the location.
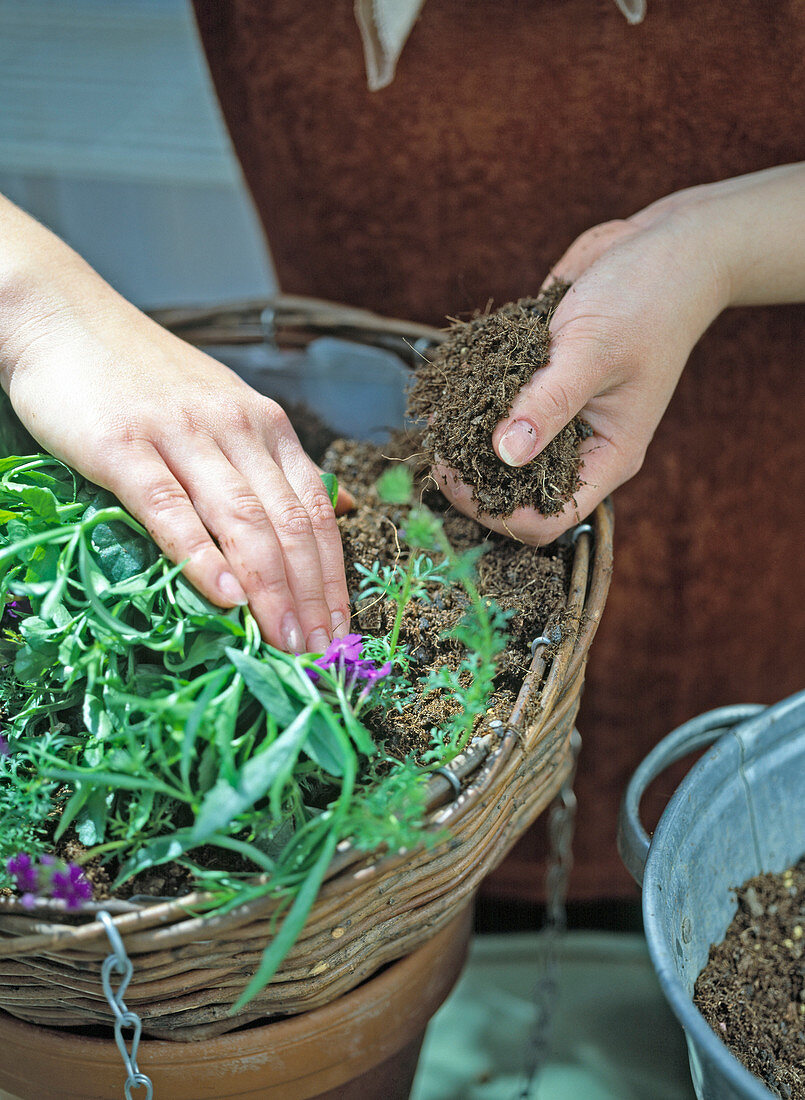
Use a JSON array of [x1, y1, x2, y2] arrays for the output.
[[642, 198, 733, 344], [636, 165, 805, 310], [0, 252, 62, 396]]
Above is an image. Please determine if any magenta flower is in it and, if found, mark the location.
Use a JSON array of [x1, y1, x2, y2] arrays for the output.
[[7, 853, 39, 893], [0, 733, 9, 757], [306, 633, 391, 689], [6, 853, 93, 909], [51, 864, 93, 910]]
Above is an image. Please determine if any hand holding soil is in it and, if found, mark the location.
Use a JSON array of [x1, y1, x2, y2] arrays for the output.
[[416, 164, 805, 545]]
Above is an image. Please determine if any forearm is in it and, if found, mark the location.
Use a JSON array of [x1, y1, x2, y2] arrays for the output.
[[638, 163, 805, 308], [0, 194, 114, 388]]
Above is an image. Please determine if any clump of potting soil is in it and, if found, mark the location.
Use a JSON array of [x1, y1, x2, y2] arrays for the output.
[[694, 857, 805, 1099], [323, 433, 573, 759], [407, 282, 592, 518]]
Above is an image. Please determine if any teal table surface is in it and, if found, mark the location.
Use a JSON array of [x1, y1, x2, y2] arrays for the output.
[[412, 931, 697, 1100]]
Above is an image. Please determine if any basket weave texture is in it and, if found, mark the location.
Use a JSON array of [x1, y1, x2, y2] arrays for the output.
[[0, 299, 614, 1041]]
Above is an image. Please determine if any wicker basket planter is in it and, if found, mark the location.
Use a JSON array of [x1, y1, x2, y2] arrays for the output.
[[0, 298, 614, 1044]]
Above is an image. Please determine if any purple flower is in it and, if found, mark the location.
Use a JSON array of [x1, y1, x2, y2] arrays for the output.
[[7, 853, 39, 893], [6, 853, 92, 909], [305, 634, 392, 691], [3, 597, 30, 622], [50, 863, 93, 910], [306, 633, 365, 681], [0, 733, 9, 757], [358, 661, 392, 685], [319, 634, 365, 666]]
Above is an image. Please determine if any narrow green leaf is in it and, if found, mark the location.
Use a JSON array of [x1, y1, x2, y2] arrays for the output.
[[75, 787, 111, 846], [303, 708, 349, 776], [231, 825, 339, 1012], [115, 830, 197, 886], [180, 666, 233, 788], [172, 574, 218, 616], [319, 472, 339, 508], [53, 784, 93, 842], [341, 707, 378, 758], [232, 725, 356, 1011], [225, 648, 298, 726], [191, 705, 314, 843]]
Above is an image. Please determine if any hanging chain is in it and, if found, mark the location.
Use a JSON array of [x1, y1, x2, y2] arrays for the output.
[[517, 727, 582, 1099], [97, 911, 154, 1100]]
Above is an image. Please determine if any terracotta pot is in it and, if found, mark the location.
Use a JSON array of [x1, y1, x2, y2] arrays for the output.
[[0, 906, 471, 1100]]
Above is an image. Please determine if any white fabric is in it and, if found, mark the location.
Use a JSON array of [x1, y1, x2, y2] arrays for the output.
[[355, 0, 646, 90], [354, 0, 426, 91]]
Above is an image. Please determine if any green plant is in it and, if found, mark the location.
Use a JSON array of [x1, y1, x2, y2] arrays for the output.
[[360, 467, 512, 765], [0, 449, 509, 1009]]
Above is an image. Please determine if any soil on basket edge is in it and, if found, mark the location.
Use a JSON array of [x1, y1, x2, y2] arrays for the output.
[[56, 431, 576, 903], [693, 856, 805, 1099]]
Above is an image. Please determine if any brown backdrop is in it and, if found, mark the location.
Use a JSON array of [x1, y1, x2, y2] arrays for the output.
[[192, 0, 805, 901]]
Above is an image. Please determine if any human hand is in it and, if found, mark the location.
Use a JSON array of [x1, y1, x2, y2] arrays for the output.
[[437, 163, 805, 544], [0, 198, 350, 652]]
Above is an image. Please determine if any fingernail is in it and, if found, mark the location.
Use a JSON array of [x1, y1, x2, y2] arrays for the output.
[[218, 571, 248, 605], [281, 613, 305, 654], [497, 419, 539, 467], [331, 609, 350, 638], [307, 627, 331, 654]]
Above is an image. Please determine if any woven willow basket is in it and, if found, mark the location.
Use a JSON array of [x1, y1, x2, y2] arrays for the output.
[[0, 297, 614, 1042]]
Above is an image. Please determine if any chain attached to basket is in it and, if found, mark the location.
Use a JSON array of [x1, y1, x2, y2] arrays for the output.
[[517, 727, 582, 1099], [98, 911, 154, 1100]]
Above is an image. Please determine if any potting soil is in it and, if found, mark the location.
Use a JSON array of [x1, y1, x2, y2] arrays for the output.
[[323, 433, 574, 759], [694, 856, 805, 1099]]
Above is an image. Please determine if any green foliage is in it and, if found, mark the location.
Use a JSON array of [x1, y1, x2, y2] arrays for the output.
[[375, 464, 414, 504], [319, 472, 339, 509], [0, 451, 511, 1011], [345, 761, 440, 853], [359, 473, 511, 765], [0, 454, 385, 1005], [402, 507, 444, 552]]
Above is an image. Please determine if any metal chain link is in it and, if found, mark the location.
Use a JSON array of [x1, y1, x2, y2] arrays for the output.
[[517, 728, 582, 1099], [97, 911, 154, 1100]]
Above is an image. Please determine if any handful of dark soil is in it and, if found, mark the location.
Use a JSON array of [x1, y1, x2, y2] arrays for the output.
[[407, 282, 591, 518]]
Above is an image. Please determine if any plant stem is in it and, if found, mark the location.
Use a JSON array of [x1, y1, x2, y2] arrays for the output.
[[387, 558, 416, 666]]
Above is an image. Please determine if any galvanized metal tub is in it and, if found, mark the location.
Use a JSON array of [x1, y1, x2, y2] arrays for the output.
[[618, 690, 805, 1100]]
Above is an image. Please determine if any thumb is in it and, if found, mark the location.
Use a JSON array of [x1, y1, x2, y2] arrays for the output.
[[314, 464, 357, 515], [335, 485, 356, 516], [493, 221, 642, 468], [492, 316, 605, 468]]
